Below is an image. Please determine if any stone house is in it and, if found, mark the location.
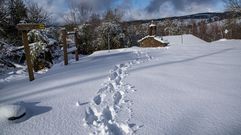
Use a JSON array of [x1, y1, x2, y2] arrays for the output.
[[138, 21, 169, 47]]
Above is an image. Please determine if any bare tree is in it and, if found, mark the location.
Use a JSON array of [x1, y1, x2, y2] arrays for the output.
[[225, 0, 241, 12], [26, 1, 51, 24], [89, 13, 101, 27], [63, 9, 78, 27], [191, 20, 198, 36], [103, 9, 123, 23], [224, 0, 241, 39], [64, 0, 93, 26], [199, 20, 207, 40]]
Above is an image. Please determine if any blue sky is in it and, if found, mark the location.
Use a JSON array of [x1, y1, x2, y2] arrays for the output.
[[30, 0, 226, 24]]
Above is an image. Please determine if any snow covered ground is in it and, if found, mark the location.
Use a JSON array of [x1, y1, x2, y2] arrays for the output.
[[0, 35, 241, 135]]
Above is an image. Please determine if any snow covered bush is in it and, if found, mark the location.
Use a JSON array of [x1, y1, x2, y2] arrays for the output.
[[0, 41, 17, 74], [0, 41, 15, 59], [94, 21, 125, 50], [28, 29, 59, 46], [27, 29, 60, 71], [29, 42, 46, 60], [28, 30, 48, 43], [0, 59, 16, 75]]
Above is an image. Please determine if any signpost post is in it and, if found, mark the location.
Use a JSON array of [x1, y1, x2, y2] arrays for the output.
[[17, 23, 45, 81], [74, 28, 79, 61], [61, 28, 68, 65]]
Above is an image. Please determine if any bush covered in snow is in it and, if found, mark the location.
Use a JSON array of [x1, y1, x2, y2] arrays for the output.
[[0, 41, 16, 59], [0, 41, 17, 74], [94, 21, 125, 50], [75, 20, 126, 54], [27, 28, 60, 71]]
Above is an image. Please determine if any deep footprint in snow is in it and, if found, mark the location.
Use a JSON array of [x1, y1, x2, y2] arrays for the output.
[[113, 91, 122, 105], [101, 106, 113, 123], [97, 86, 108, 94], [84, 107, 98, 125], [107, 83, 115, 92], [117, 68, 122, 75], [114, 76, 122, 85], [93, 95, 102, 105], [109, 71, 118, 80], [84, 50, 153, 134]]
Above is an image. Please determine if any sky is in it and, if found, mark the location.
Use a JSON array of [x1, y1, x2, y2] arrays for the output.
[[30, 0, 226, 24]]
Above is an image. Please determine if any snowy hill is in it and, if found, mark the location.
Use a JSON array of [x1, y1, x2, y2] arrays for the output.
[[126, 11, 240, 24], [0, 36, 241, 135]]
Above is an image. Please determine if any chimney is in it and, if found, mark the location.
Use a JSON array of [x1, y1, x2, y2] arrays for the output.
[[149, 21, 157, 36]]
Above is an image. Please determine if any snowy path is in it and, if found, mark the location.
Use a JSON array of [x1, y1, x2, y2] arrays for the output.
[[0, 49, 143, 135], [83, 49, 153, 134]]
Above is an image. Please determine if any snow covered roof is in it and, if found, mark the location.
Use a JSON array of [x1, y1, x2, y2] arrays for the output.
[[162, 34, 207, 45], [149, 20, 156, 27], [149, 23, 156, 27], [138, 36, 169, 44], [154, 36, 169, 44]]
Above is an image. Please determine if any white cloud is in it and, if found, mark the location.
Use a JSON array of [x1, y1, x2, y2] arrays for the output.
[[26, 0, 225, 24], [26, 0, 68, 24], [123, 0, 225, 21]]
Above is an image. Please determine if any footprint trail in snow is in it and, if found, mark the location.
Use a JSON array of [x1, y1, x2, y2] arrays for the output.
[[82, 49, 153, 135]]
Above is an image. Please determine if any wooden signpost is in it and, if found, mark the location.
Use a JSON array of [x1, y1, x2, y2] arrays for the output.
[[61, 28, 68, 65], [17, 23, 45, 30], [17, 23, 45, 81]]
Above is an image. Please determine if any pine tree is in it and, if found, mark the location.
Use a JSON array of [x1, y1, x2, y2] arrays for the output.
[[6, 0, 27, 43], [225, 0, 241, 12], [8, 0, 27, 25], [78, 24, 94, 54], [0, 0, 8, 37]]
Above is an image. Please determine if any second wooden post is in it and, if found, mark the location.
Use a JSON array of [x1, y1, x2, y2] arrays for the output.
[[74, 28, 79, 61]]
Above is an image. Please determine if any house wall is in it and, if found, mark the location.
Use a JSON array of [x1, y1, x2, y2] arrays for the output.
[[139, 37, 167, 47]]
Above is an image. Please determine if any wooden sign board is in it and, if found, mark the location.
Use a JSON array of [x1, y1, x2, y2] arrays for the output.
[[17, 23, 45, 31]]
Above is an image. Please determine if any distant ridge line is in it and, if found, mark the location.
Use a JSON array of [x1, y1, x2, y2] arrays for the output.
[[124, 11, 241, 24]]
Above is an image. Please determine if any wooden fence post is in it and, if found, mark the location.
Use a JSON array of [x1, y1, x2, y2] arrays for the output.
[[17, 23, 45, 81], [22, 30, 34, 81], [61, 28, 68, 65], [74, 28, 79, 61]]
